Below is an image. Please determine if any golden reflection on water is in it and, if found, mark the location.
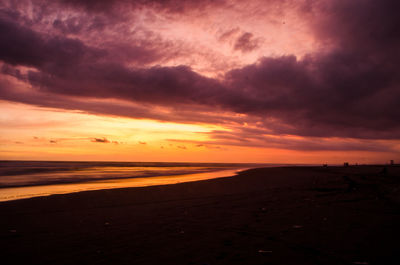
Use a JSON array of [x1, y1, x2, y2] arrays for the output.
[[0, 168, 242, 202]]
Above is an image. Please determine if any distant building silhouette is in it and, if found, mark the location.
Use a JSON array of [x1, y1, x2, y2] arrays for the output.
[[390, 160, 394, 165], [344, 162, 349, 167]]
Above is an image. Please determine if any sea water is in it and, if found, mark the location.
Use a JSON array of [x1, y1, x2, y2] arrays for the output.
[[0, 161, 262, 202]]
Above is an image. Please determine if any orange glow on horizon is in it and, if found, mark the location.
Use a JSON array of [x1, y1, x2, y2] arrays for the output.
[[1, 101, 398, 164]]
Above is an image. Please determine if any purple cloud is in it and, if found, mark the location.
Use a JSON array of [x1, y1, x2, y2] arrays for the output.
[[57, 0, 227, 14], [233, 32, 260, 52], [0, 0, 400, 149]]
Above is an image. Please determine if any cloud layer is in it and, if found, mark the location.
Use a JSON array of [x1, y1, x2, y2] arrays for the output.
[[1, 0, 400, 152]]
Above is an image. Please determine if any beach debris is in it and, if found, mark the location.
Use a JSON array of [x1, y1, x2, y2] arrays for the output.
[[104, 222, 110, 226], [352, 262, 369, 265], [292, 225, 303, 229], [258, 250, 273, 253], [343, 175, 357, 192], [9, 229, 17, 233], [179, 230, 185, 234], [381, 167, 388, 177], [261, 207, 267, 211]]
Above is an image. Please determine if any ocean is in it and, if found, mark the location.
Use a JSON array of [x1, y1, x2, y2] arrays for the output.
[[0, 161, 266, 202]]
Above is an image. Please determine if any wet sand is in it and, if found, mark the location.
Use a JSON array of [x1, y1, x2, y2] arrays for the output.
[[1, 165, 400, 265]]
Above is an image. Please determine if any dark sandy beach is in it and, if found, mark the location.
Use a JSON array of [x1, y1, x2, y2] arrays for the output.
[[1, 165, 400, 265]]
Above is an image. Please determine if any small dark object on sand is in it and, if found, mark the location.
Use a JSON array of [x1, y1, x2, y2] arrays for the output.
[[381, 167, 388, 177], [343, 175, 356, 192]]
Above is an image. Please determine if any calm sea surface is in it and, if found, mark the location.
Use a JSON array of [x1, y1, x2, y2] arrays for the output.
[[0, 161, 273, 202]]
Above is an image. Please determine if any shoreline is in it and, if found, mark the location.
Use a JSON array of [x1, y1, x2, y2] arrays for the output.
[[0, 167, 248, 202], [0, 166, 246, 189], [1, 165, 400, 265]]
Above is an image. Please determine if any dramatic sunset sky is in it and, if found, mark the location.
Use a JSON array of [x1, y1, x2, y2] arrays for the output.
[[0, 0, 399, 163]]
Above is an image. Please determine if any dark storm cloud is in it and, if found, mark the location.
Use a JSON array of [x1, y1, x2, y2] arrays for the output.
[[26, 63, 224, 105], [0, 12, 164, 68], [233, 32, 260, 52], [1, 0, 400, 143], [52, 16, 107, 35], [0, 15, 102, 67], [57, 0, 227, 14], [223, 53, 400, 139]]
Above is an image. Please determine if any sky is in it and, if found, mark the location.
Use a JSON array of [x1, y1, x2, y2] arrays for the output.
[[0, 0, 399, 164]]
